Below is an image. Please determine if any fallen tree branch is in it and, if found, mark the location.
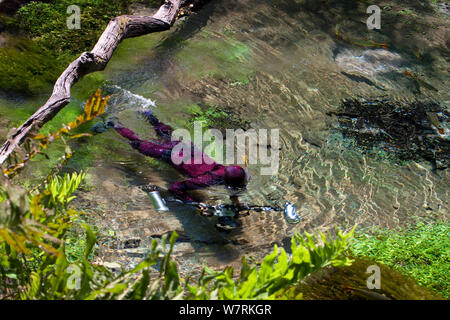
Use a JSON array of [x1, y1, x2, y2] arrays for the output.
[[0, 0, 194, 166]]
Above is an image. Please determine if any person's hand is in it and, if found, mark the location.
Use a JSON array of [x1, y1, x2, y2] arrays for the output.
[[105, 118, 115, 128], [195, 202, 213, 216], [239, 202, 250, 210], [106, 116, 123, 129], [90, 122, 108, 134], [196, 202, 209, 209]]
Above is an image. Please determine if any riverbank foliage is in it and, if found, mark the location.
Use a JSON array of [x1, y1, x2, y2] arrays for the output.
[[350, 221, 450, 298], [0, 170, 355, 299], [16, 0, 132, 54], [0, 0, 161, 94]]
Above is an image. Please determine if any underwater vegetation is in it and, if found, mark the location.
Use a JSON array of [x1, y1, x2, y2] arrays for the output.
[[185, 103, 251, 132], [173, 30, 253, 84], [0, 38, 64, 95], [329, 98, 449, 169]]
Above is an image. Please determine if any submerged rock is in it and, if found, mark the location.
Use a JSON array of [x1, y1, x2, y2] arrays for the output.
[[335, 49, 403, 76], [329, 97, 449, 169]]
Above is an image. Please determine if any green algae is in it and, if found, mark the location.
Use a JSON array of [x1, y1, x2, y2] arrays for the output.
[[105, 33, 163, 75], [185, 102, 251, 132], [0, 38, 65, 95], [173, 30, 252, 83]]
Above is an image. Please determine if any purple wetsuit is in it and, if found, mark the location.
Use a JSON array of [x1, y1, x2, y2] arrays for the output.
[[115, 118, 226, 201]]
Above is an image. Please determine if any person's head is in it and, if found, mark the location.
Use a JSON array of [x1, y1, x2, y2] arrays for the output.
[[224, 165, 248, 189]]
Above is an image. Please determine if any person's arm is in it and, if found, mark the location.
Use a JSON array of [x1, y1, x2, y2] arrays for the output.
[[168, 173, 219, 202], [114, 125, 171, 160], [115, 127, 140, 141]]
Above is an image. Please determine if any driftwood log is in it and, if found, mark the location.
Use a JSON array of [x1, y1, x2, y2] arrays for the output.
[[0, 0, 194, 165]]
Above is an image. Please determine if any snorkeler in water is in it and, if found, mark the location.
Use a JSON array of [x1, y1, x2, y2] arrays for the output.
[[102, 110, 249, 230]]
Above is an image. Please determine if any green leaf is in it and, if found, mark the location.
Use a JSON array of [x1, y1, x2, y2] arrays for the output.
[[273, 248, 288, 276], [238, 269, 258, 299], [83, 223, 96, 259], [292, 244, 311, 265], [258, 245, 278, 284]]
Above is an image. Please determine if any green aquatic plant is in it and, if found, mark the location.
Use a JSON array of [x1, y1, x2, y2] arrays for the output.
[[184, 103, 251, 162], [186, 103, 251, 132], [229, 78, 250, 87], [41, 172, 86, 210], [64, 227, 97, 264], [174, 30, 252, 83], [331, 98, 449, 169], [397, 8, 415, 16], [0, 38, 64, 95], [350, 221, 450, 298], [2, 89, 109, 179], [186, 104, 229, 130]]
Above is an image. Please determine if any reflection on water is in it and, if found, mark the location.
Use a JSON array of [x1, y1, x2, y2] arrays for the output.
[[3, 0, 449, 273]]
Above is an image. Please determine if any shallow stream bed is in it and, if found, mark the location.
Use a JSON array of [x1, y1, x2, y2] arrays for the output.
[[1, 0, 449, 284]]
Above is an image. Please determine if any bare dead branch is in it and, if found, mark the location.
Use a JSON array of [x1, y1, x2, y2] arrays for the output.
[[0, 0, 192, 165]]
